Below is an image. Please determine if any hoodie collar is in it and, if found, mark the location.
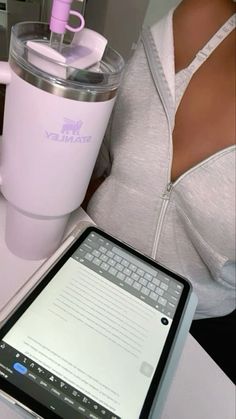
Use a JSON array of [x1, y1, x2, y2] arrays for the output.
[[141, 8, 176, 129]]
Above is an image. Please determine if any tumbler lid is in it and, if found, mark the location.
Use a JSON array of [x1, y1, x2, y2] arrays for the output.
[[9, 22, 125, 101], [26, 28, 108, 79]]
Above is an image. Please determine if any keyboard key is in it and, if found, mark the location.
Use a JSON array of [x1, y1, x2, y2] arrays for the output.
[[152, 278, 160, 286], [125, 277, 134, 286], [85, 253, 93, 261], [108, 259, 116, 267], [131, 272, 139, 281], [93, 257, 102, 266], [141, 287, 150, 296], [158, 297, 167, 306], [99, 246, 107, 254], [101, 262, 109, 271], [144, 273, 152, 281], [168, 288, 181, 298], [117, 272, 125, 281], [150, 292, 158, 301], [168, 295, 178, 304], [156, 288, 164, 296], [114, 255, 122, 263], [133, 282, 141, 291], [92, 250, 101, 258], [137, 268, 144, 276], [129, 264, 137, 272], [83, 243, 93, 251], [115, 263, 123, 271], [147, 283, 156, 291], [108, 267, 118, 276], [167, 302, 176, 310], [139, 278, 148, 286], [107, 251, 114, 258], [123, 268, 131, 276], [161, 276, 170, 285], [121, 259, 129, 267], [100, 254, 108, 262], [160, 282, 168, 291]]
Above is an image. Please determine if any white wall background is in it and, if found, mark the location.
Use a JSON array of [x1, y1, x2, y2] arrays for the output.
[[144, 0, 181, 26], [85, 0, 150, 60], [84, 0, 180, 60]]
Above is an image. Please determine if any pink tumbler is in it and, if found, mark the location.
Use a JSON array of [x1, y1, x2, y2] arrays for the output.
[[0, 22, 124, 259]]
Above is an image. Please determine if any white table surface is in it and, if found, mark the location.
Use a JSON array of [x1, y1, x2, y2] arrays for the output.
[[0, 193, 235, 419]]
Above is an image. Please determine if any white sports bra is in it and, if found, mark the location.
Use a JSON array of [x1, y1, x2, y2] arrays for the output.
[[175, 13, 236, 110]]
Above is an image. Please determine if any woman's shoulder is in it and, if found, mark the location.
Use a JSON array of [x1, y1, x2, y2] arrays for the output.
[[173, 0, 235, 72]]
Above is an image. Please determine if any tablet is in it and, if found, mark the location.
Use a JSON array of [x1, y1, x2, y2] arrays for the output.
[[0, 226, 197, 419]]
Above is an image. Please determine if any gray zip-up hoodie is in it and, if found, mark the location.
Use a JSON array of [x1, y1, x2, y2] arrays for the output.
[[87, 10, 236, 319]]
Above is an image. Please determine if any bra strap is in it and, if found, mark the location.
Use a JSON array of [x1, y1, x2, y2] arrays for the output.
[[187, 14, 236, 76]]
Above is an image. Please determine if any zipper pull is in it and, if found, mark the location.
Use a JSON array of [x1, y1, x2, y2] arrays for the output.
[[162, 182, 173, 200]]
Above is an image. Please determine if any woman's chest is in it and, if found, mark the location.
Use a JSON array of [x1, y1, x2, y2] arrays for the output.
[[170, 148, 235, 256], [171, 31, 235, 182]]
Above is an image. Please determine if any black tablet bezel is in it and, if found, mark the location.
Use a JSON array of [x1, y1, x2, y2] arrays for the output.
[[0, 226, 191, 419]]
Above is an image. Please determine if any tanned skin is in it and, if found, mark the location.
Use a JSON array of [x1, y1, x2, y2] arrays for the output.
[[172, 0, 235, 181]]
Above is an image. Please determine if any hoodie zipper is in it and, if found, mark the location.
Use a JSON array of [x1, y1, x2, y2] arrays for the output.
[[151, 181, 173, 259], [151, 145, 235, 260], [141, 30, 176, 260]]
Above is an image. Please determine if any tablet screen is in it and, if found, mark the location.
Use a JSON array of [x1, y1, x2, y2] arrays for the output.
[[0, 227, 189, 419]]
